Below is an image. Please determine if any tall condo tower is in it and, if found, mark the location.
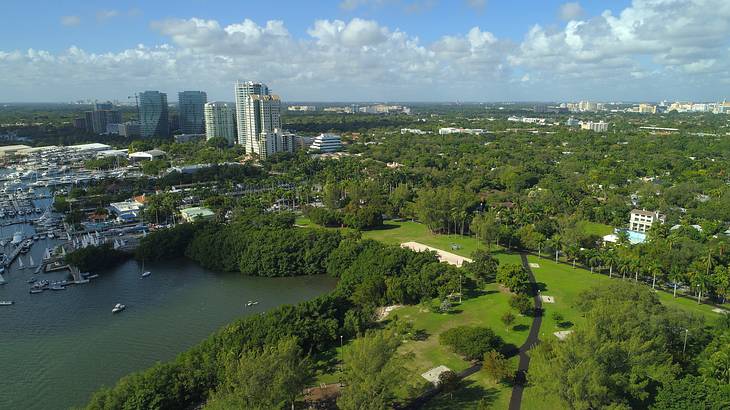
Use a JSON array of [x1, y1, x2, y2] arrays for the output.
[[204, 101, 236, 145], [138, 91, 169, 138], [178, 91, 207, 134], [234, 81, 270, 150]]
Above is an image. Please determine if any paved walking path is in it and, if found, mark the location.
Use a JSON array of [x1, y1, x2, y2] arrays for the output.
[[507, 253, 543, 410]]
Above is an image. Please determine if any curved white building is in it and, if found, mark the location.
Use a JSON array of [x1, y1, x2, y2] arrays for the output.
[[310, 133, 342, 153]]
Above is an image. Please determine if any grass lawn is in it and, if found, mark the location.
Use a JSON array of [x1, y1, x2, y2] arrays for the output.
[[520, 254, 724, 410], [393, 284, 532, 408], [576, 220, 614, 237]]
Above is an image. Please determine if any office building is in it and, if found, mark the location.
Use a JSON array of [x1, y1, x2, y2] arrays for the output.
[[310, 133, 342, 153], [234, 81, 270, 147], [580, 121, 609, 132], [138, 91, 169, 138], [629, 209, 665, 233], [638, 103, 656, 114], [178, 91, 207, 134], [73, 118, 86, 129], [204, 102, 236, 145], [118, 121, 141, 138], [566, 117, 580, 127], [84, 102, 122, 134]]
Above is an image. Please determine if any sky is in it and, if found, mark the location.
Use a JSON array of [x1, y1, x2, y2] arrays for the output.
[[1, 0, 729, 102]]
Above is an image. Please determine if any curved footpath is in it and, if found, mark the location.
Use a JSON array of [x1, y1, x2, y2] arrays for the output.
[[507, 253, 543, 410]]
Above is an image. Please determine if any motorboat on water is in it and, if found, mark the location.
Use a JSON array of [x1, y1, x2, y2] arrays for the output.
[[246, 301, 259, 306], [27, 277, 37, 283], [29, 289, 43, 294], [112, 303, 126, 313], [50, 284, 65, 291], [0, 301, 14, 306], [141, 271, 151, 278]]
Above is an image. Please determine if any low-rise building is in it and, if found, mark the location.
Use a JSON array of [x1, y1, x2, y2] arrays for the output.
[[310, 133, 342, 153], [438, 127, 485, 135], [580, 121, 609, 132], [129, 149, 166, 162], [629, 209, 665, 233], [180, 206, 215, 222]]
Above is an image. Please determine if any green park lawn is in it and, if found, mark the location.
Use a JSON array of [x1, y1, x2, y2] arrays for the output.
[[519, 254, 724, 410], [576, 220, 614, 237], [301, 218, 725, 408], [394, 283, 530, 408]]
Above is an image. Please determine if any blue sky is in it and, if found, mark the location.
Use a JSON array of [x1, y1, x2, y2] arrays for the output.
[[1, 0, 728, 102]]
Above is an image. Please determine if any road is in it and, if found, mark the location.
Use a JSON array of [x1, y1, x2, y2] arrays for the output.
[[507, 253, 543, 410]]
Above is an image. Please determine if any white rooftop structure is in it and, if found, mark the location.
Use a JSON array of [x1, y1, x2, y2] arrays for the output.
[[129, 149, 166, 161], [69, 143, 112, 152]]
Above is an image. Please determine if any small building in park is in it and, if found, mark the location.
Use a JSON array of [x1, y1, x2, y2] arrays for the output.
[[180, 206, 215, 223]]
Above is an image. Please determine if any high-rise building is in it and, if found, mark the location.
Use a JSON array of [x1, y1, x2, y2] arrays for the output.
[[204, 102, 236, 145], [84, 102, 122, 134], [138, 91, 169, 138], [244, 94, 282, 157], [234, 81, 270, 148], [178, 91, 207, 134]]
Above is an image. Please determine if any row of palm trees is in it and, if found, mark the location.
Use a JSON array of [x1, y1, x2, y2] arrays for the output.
[[537, 237, 729, 305]]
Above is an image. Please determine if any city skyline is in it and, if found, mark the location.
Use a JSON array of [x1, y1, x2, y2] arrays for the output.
[[2, 0, 730, 102]]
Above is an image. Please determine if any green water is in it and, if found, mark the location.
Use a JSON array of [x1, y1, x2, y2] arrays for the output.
[[0, 258, 337, 410]]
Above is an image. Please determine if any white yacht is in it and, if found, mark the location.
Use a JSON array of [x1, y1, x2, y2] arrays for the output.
[[10, 232, 23, 245], [112, 303, 126, 313]]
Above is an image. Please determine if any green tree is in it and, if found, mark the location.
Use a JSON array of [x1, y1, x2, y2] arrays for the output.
[[496, 263, 530, 294], [438, 370, 460, 400], [482, 350, 512, 383], [337, 330, 405, 410], [206, 337, 312, 410]]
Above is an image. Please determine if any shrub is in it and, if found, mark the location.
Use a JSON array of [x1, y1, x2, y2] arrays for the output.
[[509, 293, 533, 315], [440, 326, 503, 360]]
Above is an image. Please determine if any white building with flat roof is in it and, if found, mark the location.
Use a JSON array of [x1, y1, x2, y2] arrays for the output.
[[310, 133, 342, 153], [629, 209, 665, 233]]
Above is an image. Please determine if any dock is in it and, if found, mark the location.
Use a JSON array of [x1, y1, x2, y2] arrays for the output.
[[3, 243, 24, 267]]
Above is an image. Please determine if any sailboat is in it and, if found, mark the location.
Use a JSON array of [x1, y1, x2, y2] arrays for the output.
[[28, 254, 35, 267], [140, 260, 151, 278], [17, 256, 25, 270]]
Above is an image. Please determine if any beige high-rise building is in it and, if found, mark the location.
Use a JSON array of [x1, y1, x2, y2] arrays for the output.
[[243, 94, 281, 158], [204, 102, 236, 145], [234, 81, 269, 150]]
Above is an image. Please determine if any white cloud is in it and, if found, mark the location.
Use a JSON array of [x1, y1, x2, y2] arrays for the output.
[[510, 0, 730, 92], [465, 0, 487, 11], [559, 2, 584, 21], [60, 15, 81, 27], [96, 10, 120, 22], [5, 1, 730, 101]]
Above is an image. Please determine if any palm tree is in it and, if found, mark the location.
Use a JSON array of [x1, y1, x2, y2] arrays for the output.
[[618, 256, 632, 280], [548, 234, 563, 263], [668, 269, 685, 298], [632, 257, 642, 282], [588, 251, 602, 274], [602, 248, 617, 278], [647, 260, 663, 290], [565, 244, 580, 268]]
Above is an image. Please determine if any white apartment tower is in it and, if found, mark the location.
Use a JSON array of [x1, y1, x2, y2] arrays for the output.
[[234, 81, 270, 149], [204, 102, 236, 145]]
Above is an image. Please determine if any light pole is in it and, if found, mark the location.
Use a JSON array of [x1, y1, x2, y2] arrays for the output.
[[339, 335, 344, 387], [682, 328, 689, 354]]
